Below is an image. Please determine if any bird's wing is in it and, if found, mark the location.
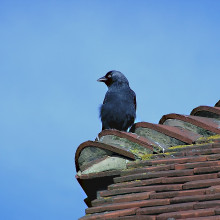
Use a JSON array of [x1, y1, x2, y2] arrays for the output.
[[134, 95, 137, 110], [131, 89, 136, 110], [103, 95, 108, 104]]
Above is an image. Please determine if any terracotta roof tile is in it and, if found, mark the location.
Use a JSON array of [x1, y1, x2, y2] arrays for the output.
[[159, 114, 220, 135], [127, 155, 208, 169], [196, 137, 220, 144], [183, 216, 220, 220], [100, 184, 183, 197], [183, 178, 220, 190], [120, 164, 174, 177], [207, 153, 220, 161], [156, 208, 216, 220], [86, 198, 170, 214], [170, 192, 220, 204], [149, 188, 206, 199], [166, 143, 214, 153], [111, 215, 156, 220], [75, 141, 136, 172], [213, 138, 220, 143], [91, 191, 153, 207], [215, 208, 220, 215], [191, 106, 220, 119], [206, 186, 220, 194], [79, 208, 138, 220], [76, 101, 220, 219], [98, 129, 158, 152], [185, 147, 220, 156], [174, 161, 220, 170], [114, 169, 194, 183], [162, 173, 218, 184], [194, 166, 220, 174], [108, 177, 163, 190], [110, 216, 156, 220], [130, 122, 202, 145], [194, 200, 220, 209], [136, 202, 197, 215]]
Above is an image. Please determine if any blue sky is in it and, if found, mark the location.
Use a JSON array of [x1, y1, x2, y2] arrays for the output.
[[0, 1, 219, 219]]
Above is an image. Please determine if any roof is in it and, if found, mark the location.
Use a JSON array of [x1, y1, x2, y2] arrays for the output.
[[75, 100, 220, 219]]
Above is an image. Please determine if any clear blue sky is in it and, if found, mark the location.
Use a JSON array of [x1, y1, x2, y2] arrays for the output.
[[0, 1, 219, 219]]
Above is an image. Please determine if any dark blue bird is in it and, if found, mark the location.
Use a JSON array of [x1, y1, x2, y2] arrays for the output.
[[97, 70, 136, 131]]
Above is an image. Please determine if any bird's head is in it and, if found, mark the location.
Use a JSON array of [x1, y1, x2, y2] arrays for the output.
[[97, 70, 129, 87]]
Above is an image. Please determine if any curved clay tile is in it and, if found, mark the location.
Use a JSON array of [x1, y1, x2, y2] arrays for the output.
[[159, 114, 220, 135], [130, 122, 202, 145], [75, 141, 136, 172], [191, 106, 220, 119], [98, 129, 159, 151], [78, 136, 220, 219], [81, 139, 220, 219]]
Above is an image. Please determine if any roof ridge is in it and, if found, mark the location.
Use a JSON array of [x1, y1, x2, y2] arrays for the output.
[[76, 101, 220, 219]]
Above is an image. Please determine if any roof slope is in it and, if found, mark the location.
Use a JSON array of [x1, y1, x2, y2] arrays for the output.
[[75, 102, 220, 219]]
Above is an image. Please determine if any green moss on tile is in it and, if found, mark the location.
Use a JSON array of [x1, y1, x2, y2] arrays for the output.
[[122, 167, 135, 171], [198, 134, 220, 141], [168, 144, 192, 150], [99, 135, 153, 158], [163, 152, 175, 155], [140, 153, 154, 161], [167, 141, 215, 152], [135, 127, 186, 147]]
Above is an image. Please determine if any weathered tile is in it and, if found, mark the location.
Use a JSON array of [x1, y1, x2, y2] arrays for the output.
[[157, 208, 215, 220], [183, 178, 220, 190], [136, 202, 196, 215], [91, 191, 154, 207], [194, 200, 220, 209], [79, 208, 138, 220], [150, 189, 206, 199], [86, 198, 170, 214], [100, 184, 183, 197], [175, 161, 220, 170], [114, 169, 193, 183]]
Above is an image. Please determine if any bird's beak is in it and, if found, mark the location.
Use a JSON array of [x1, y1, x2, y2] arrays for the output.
[[97, 76, 107, 82]]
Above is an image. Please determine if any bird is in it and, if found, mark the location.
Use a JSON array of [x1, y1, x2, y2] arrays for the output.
[[97, 70, 136, 131]]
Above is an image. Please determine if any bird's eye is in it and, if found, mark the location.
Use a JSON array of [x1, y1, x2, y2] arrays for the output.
[[107, 74, 112, 78]]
